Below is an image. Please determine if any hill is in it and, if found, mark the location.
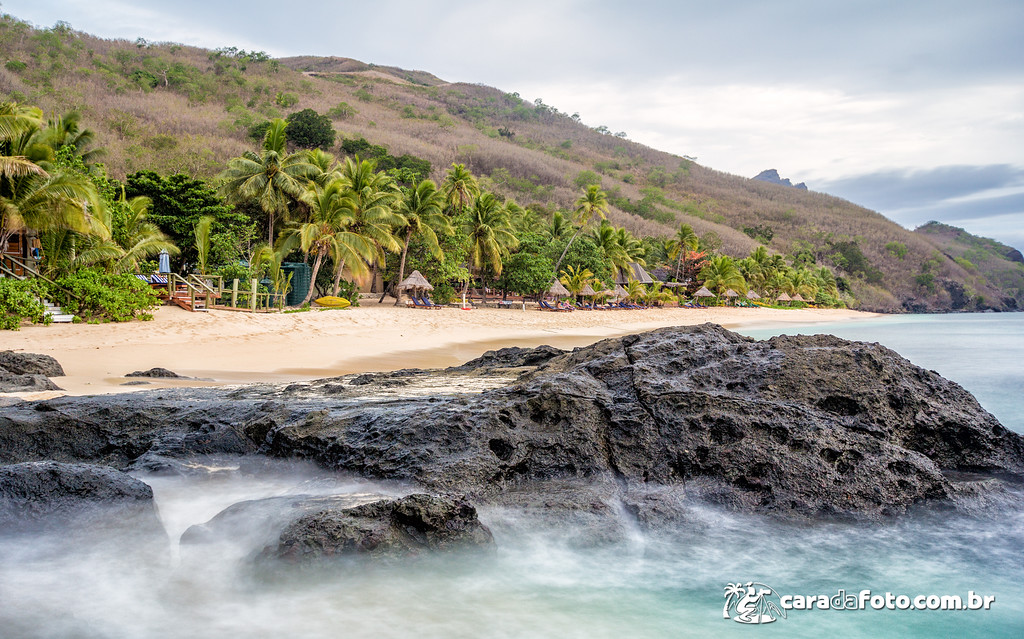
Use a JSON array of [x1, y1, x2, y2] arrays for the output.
[[1, 14, 1020, 312]]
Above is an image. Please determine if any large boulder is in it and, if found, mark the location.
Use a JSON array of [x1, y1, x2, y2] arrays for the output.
[[0, 351, 65, 377], [0, 461, 164, 536], [268, 494, 494, 562], [0, 351, 63, 393], [3, 325, 1022, 522]]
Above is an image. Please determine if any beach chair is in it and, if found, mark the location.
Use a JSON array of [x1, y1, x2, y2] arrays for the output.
[[420, 294, 444, 309], [539, 300, 557, 311], [411, 296, 429, 308]]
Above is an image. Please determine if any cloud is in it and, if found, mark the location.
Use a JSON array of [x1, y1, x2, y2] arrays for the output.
[[815, 165, 1024, 250]]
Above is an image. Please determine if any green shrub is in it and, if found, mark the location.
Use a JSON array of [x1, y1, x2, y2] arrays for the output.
[[46, 269, 160, 322], [4, 60, 27, 73], [0, 278, 50, 330]]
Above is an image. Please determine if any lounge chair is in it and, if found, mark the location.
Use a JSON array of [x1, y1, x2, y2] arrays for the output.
[[419, 294, 444, 309]]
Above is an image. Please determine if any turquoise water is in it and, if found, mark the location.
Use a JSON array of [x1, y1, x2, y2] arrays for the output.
[[1, 313, 1021, 638]]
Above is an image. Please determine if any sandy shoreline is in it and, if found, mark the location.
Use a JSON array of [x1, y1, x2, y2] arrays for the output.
[[2, 302, 880, 398]]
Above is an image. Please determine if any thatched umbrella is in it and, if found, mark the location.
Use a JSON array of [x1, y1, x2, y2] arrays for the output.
[[746, 290, 761, 300], [397, 270, 434, 291], [791, 293, 806, 302], [613, 284, 629, 299], [724, 289, 739, 298], [694, 286, 715, 298], [548, 279, 570, 297], [580, 283, 598, 297], [776, 292, 792, 302]]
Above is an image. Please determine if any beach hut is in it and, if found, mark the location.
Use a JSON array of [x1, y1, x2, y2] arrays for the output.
[[777, 292, 792, 303], [791, 293, 806, 302], [615, 262, 654, 286], [580, 283, 598, 297], [746, 290, 762, 300], [548, 279, 570, 297], [613, 284, 629, 300], [397, 270, 434, 291], [693, 286, 715, 306], [723, 289, 739, 306]]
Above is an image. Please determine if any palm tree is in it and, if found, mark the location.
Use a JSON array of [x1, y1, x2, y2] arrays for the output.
[[392, 178, 450, 304], [464, 192, 517, 304], [2, 172, 100, 276], [553, 184, 609, 273], [559, 264, 595, 300], [282, 179, 376, 305], [440, 163, 479, 215], [74, 194, 179, 273], [546, 210, 571, 241], [0, 102, 43, 144], [667, 223, 699, 281], [334, 157, 403, 296], [699, 255, 747, 300], [219, 119, 315, 244], [39, 111, 105, 165]]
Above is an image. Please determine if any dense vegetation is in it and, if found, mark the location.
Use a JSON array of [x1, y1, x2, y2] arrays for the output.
[[1, 13, 1021, 313]]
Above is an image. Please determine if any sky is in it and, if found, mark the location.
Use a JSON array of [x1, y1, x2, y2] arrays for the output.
[[5, 0, 1024, 250]]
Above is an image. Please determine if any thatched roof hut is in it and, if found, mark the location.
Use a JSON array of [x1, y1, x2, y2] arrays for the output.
[[548, 279, 570, 296], [397, 270, 434, 291], [791, 293, 806, 302], [777, 292, 792, 301], [746, 290, 761, 300], [615, 262, 654, 285], [694, 286, 715, 298], [724, 289, 739, 298], [580, 283, 598, 296]]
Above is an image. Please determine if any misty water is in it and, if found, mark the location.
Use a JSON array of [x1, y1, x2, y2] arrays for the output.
[[1, 313, 1022, 638]]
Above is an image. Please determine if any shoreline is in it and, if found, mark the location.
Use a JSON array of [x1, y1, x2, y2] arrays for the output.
[[2, 303, 880, 399]]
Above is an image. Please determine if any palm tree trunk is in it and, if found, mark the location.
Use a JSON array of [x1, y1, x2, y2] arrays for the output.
[[674, 249, 683, 281], [393, 228, 413, 306], [552, 228, 582, 274], [331, 257, 347, 297], [301, 250, 325, 306], [480, 272, 488, 305]]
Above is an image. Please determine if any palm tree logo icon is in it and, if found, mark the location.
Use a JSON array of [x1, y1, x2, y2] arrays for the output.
[[723, 582, 787, 624]]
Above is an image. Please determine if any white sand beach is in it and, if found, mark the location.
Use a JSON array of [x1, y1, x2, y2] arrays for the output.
[[2, 302, 879, 398]]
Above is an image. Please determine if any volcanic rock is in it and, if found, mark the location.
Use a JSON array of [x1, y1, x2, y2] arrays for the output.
[[0, 461, 163, 536]]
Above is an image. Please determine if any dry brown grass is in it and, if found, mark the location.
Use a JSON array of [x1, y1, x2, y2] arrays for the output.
[[2, 14, 1020, 311]]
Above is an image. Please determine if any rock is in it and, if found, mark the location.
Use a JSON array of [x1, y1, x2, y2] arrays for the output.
[[267, 494, 494, 562], [0, 370, 62, 392], [0, 351, 65, 377], [121, 380, 151, 386], [0, 352, 64, 393], [3, 325, 1022, 522], [126, 367, 186, 378], [449, 345, 565, 371], [753, 169, 808, 190], [0, 461, 164, 536]]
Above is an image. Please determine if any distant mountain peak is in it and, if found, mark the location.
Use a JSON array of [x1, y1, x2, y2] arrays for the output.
[[753, 169, 808, 190]]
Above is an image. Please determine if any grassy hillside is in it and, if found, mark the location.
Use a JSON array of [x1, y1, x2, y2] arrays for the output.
[[1, 14, 1020, 312], [914, 222, 1024, 310]]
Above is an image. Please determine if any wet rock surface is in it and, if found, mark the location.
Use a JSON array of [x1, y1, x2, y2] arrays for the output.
[[268, 494, 494, 561], [0, 461, 163, 535], [126, 367, 187, 378], [2, 324, 1022, 522]]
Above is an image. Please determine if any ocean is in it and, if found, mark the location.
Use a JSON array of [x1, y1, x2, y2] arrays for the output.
[[1, 313, 1021, 638]]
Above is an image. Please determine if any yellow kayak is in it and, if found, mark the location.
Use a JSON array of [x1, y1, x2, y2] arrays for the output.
[[315, 296, 351, 309]]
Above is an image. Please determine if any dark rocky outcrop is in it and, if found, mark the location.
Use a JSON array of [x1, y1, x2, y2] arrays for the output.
[[753, 169, 808, 190], [0, 461, 163, 535], [269, 494, 494, 562], [126, 367, 186, 378], [2, 325, 1022, 522], [0, 351, 63, 393], [449, 345, 565, 372]]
